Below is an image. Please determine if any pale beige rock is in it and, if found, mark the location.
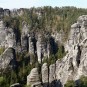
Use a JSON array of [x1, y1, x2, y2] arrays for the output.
[[27, 68, 41, 86]]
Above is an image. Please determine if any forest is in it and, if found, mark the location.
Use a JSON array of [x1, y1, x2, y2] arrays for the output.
[[1, 6, 87, 87]]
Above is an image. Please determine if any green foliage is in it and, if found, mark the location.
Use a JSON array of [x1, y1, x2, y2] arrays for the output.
[[0, 76, 9, 87], [0, 77, 5, 85], [56, 45, 66, 60], [24, 85, 31, 87], [42, 55, 56, 66], [0, 47, 5, 55], [2, 6, 87, 87], [64, 80, 75, 87], [42, 45, 66, 65], [79, 76, 87, 87], [64, 76, 87, 87]]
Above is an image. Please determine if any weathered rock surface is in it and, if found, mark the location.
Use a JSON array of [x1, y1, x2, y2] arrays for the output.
[[29, 35, 35, 54], [49, 64, 55, 84], [42, 63, 49, 87], [55, 15, 87, 86], [0, 8, 4, 19], [36, 34, 57, 63], [4, 9, 10, 16], [27, 15, 87, 87], [27, 68, 41, 86], [0, 21, 16, 48], [21, 22, 29, 52], [0, 47, 16, 70]]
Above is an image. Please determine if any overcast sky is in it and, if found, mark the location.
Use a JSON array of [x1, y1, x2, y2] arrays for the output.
[[0, 0, 87, 9]]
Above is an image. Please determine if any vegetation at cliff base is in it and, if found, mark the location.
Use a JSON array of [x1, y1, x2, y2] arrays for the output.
[[65, 76, 87, 87]]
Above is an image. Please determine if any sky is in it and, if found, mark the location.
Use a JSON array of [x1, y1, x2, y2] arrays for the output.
[[0, 0, 87, 9]]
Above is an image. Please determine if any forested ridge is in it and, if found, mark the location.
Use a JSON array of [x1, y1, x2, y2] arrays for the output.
[[1, 6, 87, 87]]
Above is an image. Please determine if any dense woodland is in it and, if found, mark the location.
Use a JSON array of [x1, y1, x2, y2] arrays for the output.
[[1, 6, 87, 87]]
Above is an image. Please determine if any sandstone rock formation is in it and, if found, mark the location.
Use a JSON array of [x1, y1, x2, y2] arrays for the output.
[[1, 7, 87, 87], [27, 68, 41, 86], [0, 47, 16, 70], [21, 22, 29, 52], [42, 63, 49, 86], [0, 21, 16, 48], [49, 64, 56, 85], [27, 15, 87, 87]]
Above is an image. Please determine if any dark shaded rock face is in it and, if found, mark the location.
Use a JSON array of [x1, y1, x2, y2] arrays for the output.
[[4, 9, 10, 16], [0, 8, 4, 19], [0, 8, 10, 19], [0, 47, 17, 70]]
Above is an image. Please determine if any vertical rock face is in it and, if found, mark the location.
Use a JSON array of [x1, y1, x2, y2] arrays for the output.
[[17, 8, 24, 16], [27, 15, 87, 87], [49, 64, 57, 87], [0, 48, 16, 70], [5, 28, 16, 48], [0, 8, 4, 19], [65, 15, 87, 52], [0, 21, 16, 48], [42, 63, 49, 87], [36, 35, 56, 63], [49, 64, 55, 83], [36, 35, 42, 63], [21, 22, 29, 52], [55, 15, 87, 86], [29, 35, 35, 54], [4, 9, 10, 16], [27, 68, 41, 86], [0, 21, 6, 47], [21, 36, 28, 52]]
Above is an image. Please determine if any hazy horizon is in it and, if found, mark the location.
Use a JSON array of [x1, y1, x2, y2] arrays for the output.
[[0, 0, 87, 10]]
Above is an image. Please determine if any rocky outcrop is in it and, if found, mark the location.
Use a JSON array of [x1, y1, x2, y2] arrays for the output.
[[0, 47, 16, 70], [0, 21, 16, 48], [0, 20, 57, 64], [0, 8, 4, 19], [4, 9, 10, 16], [0, 8, 10, 19], [27, 15, 87, 87], [21, 22, 29, 52], [36, 34, 57, 63], [36, 35, 42, 62], [42, 63, 49, 87], [29, 35, 35, 54], [2, 8, 87, 87], [49, 64, 56, 86], [27, 68, 41, 86], [55, 15, 87, 86]]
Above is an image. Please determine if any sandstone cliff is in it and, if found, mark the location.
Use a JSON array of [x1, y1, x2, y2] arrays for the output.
[[27, 15, 87, 87], [0, 7, 87, 87]]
